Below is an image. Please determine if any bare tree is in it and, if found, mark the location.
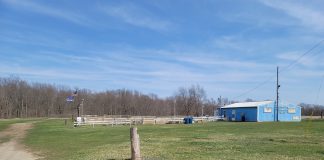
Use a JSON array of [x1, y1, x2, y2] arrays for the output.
[[0, 77, 221, 118], [174, 85, 206, 116]]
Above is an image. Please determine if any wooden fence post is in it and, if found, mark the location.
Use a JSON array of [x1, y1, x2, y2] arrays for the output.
[[130, 127, 141, 160]]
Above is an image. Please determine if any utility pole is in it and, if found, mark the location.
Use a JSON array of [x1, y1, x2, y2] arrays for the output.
[[276, 66, 280, 122]]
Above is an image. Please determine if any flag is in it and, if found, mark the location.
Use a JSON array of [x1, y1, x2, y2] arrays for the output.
[[66, 96, 74, 102], [66, 90, 78, 102]]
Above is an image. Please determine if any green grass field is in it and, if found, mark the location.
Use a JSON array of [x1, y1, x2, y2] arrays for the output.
[[1, 119, 324, 160], [0, 119, 43, 131], [0, 118, 42, 144], [0, 119, 23, 131]]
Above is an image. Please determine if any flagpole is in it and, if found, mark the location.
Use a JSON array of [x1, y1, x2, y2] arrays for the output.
[[81, 99, 84, 117]]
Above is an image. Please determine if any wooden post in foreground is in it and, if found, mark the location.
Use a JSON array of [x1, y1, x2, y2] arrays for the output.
[[130, 127, 141, 160]]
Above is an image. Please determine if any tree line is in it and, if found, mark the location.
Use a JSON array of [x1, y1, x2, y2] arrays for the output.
[[300, 103, 324, 116], [0, 77, 218, 118], [1, 76, 322, 119]]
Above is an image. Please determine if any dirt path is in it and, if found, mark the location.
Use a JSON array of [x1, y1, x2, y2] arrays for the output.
[[0, 123, 39, 160]]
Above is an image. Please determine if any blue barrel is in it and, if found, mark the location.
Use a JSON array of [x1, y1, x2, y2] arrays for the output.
[[183, 117, 193, 124], [188, 117, 193, 124], [183, 117, 188, 124]]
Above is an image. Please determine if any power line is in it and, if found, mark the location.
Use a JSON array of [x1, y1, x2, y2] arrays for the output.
[[280, 39, 324, 73], [232, 76, 274, 100], [315, 75, 324, 105], [232, 39, 324, 100]]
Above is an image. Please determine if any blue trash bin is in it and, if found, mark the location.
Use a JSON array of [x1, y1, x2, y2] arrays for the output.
[[188, 117, 193, 124], [183, 117, 188, 124], [183, 117, 193, 124]]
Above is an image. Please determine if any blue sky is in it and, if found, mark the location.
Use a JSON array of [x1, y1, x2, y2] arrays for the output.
[[1, 0, 324, 104]]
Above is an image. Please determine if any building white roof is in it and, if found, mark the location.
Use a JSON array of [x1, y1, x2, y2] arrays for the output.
[[221, 101, 273, 108]]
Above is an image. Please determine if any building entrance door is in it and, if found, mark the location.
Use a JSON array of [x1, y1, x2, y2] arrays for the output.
[[232, 110, 236, 121]]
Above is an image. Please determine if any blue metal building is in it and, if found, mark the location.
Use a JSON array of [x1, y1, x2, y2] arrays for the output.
[[217, 101, 301, 122]]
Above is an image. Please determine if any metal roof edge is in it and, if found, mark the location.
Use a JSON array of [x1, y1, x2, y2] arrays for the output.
[[221, 101, 274, 109]]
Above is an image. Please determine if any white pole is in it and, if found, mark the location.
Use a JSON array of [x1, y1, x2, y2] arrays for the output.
[[130, 127, 141, 160]]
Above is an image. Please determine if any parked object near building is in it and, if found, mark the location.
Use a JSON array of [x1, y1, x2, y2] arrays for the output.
[[183, 116, 193, 124], [216, 101, 301, 122]]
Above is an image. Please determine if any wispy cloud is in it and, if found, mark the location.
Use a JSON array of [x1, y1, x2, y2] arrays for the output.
[[276, 51, 315, 66], [174, 55, 272, 69], [212, 36, 246, 51], [2, 0, 324, 103], [1, 0, 91, 26], [0, 65, 92, 80], [261, 0, 324, 32], [276, 44, 324, 68], [288, 68, 324, 78], [101, 4, 171, 31], [0, 47, 276, 85]]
